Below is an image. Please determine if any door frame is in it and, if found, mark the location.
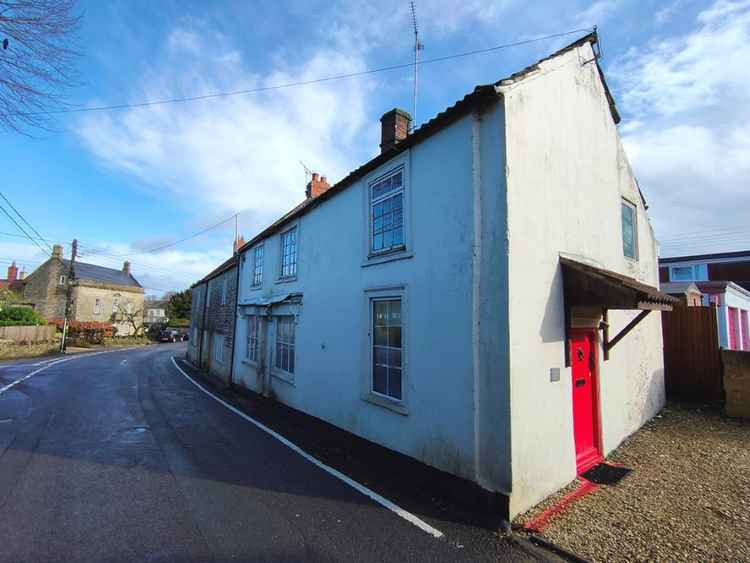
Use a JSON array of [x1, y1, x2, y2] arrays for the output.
[[569, 327, 602, 474]]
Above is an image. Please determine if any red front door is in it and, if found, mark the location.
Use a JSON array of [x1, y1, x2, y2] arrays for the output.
[[570, 329, 601, 473]]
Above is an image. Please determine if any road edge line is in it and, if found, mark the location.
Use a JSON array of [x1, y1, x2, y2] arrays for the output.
[[169, 356, 445, 539], [0, 347, 141, 395]]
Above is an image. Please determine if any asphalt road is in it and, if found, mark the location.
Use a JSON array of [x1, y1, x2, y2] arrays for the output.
[[0, 344, 537, 562]]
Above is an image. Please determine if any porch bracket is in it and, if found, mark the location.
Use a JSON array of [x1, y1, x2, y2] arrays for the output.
[[604, 309, 651, 353]]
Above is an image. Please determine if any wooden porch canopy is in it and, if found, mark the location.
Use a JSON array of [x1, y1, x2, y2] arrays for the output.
[[560, 256, 678, 364]]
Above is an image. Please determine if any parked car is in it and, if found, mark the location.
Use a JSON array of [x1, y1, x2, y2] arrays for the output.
[[157, 329, 187, 343]]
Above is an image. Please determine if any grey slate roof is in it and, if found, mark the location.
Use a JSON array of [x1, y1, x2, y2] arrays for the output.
[[63, 259, 142, 288]]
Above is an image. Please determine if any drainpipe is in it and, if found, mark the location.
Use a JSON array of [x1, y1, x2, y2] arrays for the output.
[[227, 258, 241, 389], [197, 282, 208, 368]]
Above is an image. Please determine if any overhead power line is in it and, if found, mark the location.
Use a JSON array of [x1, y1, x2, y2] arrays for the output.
[[15, 28, 593, 117], [0, 204, 49, 256], [0, 193, 54, 253]]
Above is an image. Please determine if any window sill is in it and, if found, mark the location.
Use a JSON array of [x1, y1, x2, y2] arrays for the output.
[[275, 275, 298, 285], [271, 369, 295, 385], [362, 250, 414, 268], [248, 284, 263, 291], [241, 358, 259, 367], [361, 392, 408, 416]]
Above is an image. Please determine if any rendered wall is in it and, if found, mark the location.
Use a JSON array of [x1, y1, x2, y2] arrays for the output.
[[233, 109, 511, 490], [500, 41, 665, 516]]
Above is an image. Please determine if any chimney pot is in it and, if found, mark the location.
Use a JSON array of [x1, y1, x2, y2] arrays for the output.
[[52, 244, 63, 258], [306, 171, 331, 199], [234, 235, 246, 253], [122, 261, 131, 275], [380, 108, 412, 154], [7, 261, 17, 283]]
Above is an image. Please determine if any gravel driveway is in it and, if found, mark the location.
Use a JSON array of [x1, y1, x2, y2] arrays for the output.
[[514, 403, 750, 562]]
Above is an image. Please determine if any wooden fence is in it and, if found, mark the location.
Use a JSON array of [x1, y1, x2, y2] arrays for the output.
[[0, 325, 57, 344], [662, 305, 723, 401]]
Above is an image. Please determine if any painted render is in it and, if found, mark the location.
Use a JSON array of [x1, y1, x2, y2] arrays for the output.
[[211, 34, 666, 518]]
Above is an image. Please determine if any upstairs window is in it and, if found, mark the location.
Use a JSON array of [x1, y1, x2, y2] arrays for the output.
[[370, 169, 404, 254], [621, 199, 637, 260], [112, 297, 119, 313], [280, 228, 297, 279], [670, 264, 708, 282], [93, 298, 101, 315], [252, 245, 264, 286], [58, 275, 66, 286]]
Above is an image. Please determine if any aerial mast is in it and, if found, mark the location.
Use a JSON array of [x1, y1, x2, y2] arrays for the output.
[[410, 1, 424, 131]]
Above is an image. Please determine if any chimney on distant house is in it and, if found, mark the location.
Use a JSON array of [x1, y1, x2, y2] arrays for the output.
[[52, 244, 63, 258], [7, 262, 17, 283], [233, 235, 246, 253], [19, 269, 26, 280], [122, 261, 131, 276], [306, 172, 331, 199], [380, 108, 411, 154]]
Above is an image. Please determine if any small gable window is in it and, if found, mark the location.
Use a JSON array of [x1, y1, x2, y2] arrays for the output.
[[621, 199, 637, 260]]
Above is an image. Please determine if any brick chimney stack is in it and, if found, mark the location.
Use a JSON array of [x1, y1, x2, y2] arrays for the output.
[[233, 235, 246, 253], [380, 108, 411, 154], [306, 172, 331, 199], [7, 261, 17, 283], [122, 261, 131, 275], [52, 244, 63, 258]]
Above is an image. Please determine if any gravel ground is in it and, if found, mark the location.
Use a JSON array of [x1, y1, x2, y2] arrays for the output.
[[514, 403, 750, 562]]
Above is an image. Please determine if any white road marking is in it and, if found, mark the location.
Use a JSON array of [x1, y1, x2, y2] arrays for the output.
[[0, 347, 140, 396], [169, 356, 445, 539]]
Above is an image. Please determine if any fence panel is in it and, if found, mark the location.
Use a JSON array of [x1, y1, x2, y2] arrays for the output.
[[662, 305, 723, 401], [0, 325, 57, 344]]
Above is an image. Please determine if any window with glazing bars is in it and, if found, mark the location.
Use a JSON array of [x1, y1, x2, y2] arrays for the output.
[[372, 298, 402, 400], [370, 170, 404, 253], [621, 199, 637, 260], [280, 228, 297, 278], [275, 316, 295, 374], [252, 245, 264, 286], [247, 315, 259, 362]]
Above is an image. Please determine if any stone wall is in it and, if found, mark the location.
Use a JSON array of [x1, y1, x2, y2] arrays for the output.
[[22, 258, 68, 320], [723, 350, 750, 419], [72, 284, 145, 336]]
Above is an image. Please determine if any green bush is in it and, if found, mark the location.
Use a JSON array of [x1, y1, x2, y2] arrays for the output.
[[0, 307, 47, 326]]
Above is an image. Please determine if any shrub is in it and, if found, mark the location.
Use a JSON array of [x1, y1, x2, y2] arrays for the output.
[[0, 306, 47, 326], [49, 319, 114, 343]]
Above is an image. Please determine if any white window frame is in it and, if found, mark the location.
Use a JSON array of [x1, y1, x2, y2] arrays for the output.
[[278, 226, 298, 280], [251, 245, 264, 287], [621, 198, 638, 261], [670, 264, 708, 282], [112, 296, 119, 313], [246, 315, 260, 363], [272, 315, 296, 382], [212, 333, 224, 364], [93, 298, 101, 315], [58, 275, 66, 286], [361, 285, 408, 415]]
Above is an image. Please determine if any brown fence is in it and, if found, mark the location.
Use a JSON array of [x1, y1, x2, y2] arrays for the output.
[[662, 305, 723, 401], [722, 350, 750, 418], [0, 325, 57, 344]]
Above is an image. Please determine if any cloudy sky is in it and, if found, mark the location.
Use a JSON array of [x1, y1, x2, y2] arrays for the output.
[[1, 0, 748, 294]]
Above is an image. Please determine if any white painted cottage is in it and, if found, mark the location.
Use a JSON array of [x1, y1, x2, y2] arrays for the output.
[[229, 32, 676, 518]]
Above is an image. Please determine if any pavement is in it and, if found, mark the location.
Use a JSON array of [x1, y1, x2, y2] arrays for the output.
[[0, 343, 543, 562]]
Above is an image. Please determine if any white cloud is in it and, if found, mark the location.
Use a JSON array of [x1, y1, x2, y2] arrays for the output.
[[610, 0, 750, 253], [572, 0, 621, 28], [76, 27, 374, 237]]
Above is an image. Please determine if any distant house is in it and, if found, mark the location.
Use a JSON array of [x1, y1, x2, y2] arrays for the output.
[[23, 245, 145, 335], [188, 253, 238, 382], [663, 280, 750, 350], [143, 299, 168, 326], [205, 32, 676, 519], [660, 250, 750, 291]]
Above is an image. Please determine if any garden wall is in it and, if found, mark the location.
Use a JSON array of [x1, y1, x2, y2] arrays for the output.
[[0, 325, 56, 344]]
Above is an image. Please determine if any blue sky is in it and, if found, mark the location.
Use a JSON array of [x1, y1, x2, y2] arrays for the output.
[[1, 0, 748, 294]]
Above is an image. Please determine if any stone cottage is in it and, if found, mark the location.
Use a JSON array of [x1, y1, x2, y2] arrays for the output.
[[187, 252, 238, 382], [23, 245, 145, 335]]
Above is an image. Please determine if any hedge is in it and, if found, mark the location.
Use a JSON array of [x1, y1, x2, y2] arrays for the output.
[[0, 307, 47, 326]]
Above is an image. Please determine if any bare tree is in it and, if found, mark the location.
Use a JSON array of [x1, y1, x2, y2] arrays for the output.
[[0, 0, 80, 132], [113, 303, 144, 337]]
